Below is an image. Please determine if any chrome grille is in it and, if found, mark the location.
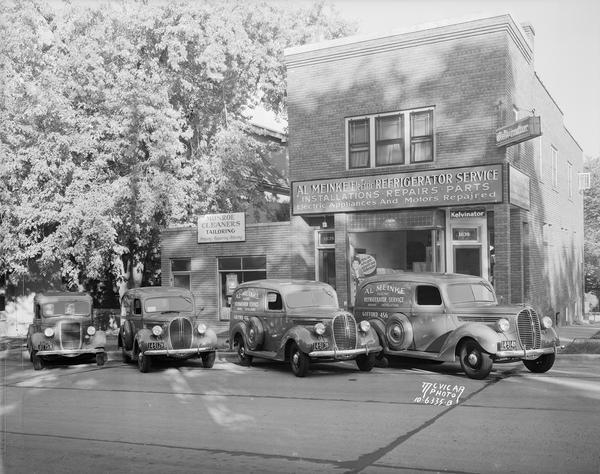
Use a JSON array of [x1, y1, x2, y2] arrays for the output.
[[169, 318, 193, 350], [517, 308, 542, 350], [60, 322, 82, 350], [332, 313, 357, 350]]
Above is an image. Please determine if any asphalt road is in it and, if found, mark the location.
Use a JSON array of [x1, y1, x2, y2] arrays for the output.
[[1, 347, 599, 474]]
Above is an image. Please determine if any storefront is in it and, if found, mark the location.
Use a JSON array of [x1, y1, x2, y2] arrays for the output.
[[292, 164, 503, 306]]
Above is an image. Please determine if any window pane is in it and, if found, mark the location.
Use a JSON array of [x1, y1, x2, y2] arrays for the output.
[[411, 111, 432, 136], [241, 271, 267, 283], [218, 257, 242, 271], [376, 115, 402, 140], [171, 259, 191, 272], [242, 256, 266, 270], [376, 143, 404, 165], [173, 274, 190, 289], [411, 140, 433, 162], [349, 119, 369, 144], [350, 149, 369, 168], [349, 118, 370, 169]]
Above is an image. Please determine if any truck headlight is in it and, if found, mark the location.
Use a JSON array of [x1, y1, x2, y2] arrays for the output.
[[44, 328, 54, 338], [197, 323, 207, 335], [541, 316, 553, 329], [496, 318, 510, 333], [359, 320, 371, 333], [152, 325, 163, 337], [87, 326, 96, 336], [314, 322, 326, 336]]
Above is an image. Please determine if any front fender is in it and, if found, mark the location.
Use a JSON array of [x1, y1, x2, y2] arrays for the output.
[[368, 319, 386, 347], [88, 330, 106, 348], [195, 328, 217, 348], [135, 328, 153, 351], [30, 332, 51, 349], [280, 326, 315, 355], [438, 323, 501, 361], [358, 325, 381, 347]]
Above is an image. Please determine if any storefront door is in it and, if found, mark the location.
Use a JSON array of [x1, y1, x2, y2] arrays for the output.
[[446, 211, 488, 278], [315, 230, 336, 289]]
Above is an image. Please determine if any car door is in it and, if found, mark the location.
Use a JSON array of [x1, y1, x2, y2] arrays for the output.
[[409, 284, 451, 352], [264, 290, 285, 351], [131, 293, 144, 332]]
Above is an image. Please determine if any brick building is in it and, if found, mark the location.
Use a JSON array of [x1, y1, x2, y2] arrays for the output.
[[161, 14, 584, 332]]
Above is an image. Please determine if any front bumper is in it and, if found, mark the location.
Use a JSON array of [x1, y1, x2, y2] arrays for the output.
[[308, 344, 382, 359], [495, 346, 557, 360], [142, 347, 215, 357], [36, 348, 104, 357]]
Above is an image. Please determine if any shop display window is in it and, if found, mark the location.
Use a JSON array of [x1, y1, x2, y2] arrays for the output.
[[348, 229, 441, 305], [218, 256, 267, 320]]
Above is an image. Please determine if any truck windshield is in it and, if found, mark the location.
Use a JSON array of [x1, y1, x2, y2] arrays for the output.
[[144, 296, 193, 313], [286, 288, 338, 309], [446, 283, 496, 304], [42, 301, 91, 317]]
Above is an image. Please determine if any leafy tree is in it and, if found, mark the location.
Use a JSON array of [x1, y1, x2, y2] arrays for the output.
[[0, 0, 355, 302], [584, 156, 600, 295]]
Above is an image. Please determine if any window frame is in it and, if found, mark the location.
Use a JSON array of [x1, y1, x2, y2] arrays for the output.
[[218, 255, 267, 321], [346, 107, 434, 170], [171, 258, 191, 290], [551, 145, 558, 189]]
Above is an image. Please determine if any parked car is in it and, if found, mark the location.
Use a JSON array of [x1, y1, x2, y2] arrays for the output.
[[228, 279, 382, 377], [118, 286, 217, 372], [27, 292, 106, 370], [354, 272, 560, 379]]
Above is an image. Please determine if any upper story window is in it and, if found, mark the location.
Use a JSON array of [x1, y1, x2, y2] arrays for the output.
[[567, 162, 573, 199], [347, 107, 434, 169], [551, 146, 558, 189]]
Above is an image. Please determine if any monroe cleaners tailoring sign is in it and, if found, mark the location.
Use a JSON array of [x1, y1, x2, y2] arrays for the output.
[[197, 212, 245, 243], [292, 164, 503, 215]]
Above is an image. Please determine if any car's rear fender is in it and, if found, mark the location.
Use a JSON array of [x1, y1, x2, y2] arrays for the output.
[[438, 322, 500, 360]]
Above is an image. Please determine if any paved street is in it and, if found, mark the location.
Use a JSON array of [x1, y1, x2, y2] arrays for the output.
[[1, 344, 599, 474]]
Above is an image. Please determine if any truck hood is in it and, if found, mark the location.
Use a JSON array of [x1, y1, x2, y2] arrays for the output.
[[449, 303, 534, 318]]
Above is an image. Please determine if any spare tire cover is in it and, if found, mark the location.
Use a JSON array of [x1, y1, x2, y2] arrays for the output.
[[122, 320, 134, 350], [385, 313, 413, 350], [246, 316, 265, 351]]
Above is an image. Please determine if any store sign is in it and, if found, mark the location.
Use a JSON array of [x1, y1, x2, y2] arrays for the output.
[[509, 165, 530, 210], [197, 212, 245, 243], [452, 228, 479, 241], [450, 209, 486, 219], [495, 116, 541, 147], [292, 165, 503, 215]]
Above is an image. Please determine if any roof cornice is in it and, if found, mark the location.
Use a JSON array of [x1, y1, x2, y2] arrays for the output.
[[285, 14, 533, 69]]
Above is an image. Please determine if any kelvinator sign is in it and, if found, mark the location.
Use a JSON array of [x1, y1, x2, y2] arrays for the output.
[[292, 165, 503, 215], [495, 116, 542, 147]]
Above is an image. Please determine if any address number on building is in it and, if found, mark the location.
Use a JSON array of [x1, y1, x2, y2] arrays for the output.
[[452, 228, 478, 241]]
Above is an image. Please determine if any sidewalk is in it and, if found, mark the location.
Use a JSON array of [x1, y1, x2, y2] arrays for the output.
[[556, 321, 600, 354]]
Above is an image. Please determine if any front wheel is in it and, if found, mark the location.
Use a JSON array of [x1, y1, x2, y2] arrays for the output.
[[289, 342, 309, 377], [523, 353, 555, 373], [201, 351, 216, 369], [235, 336, 252, 366], [137, 352, 152, 373], [32, 351, 44, 371], [96, 352, 106, 366], [356, 353, 375, 372], [458, 339, 493, 379]]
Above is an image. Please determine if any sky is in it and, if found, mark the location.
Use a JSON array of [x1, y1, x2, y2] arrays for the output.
[[323, 0, 600, 158]]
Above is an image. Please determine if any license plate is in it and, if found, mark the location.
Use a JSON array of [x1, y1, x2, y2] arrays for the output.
[[498, 340, 517, 351], [38, 343, 53, 351], [147, 341, 164, 350], [313, 341, 329, 351]]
